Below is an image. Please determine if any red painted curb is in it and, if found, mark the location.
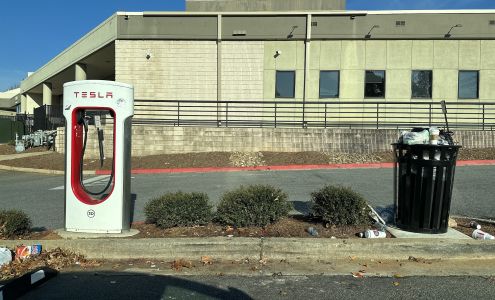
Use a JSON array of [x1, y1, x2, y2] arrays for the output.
[[93, 160, 495, 175], [457, 160, 495, 166]]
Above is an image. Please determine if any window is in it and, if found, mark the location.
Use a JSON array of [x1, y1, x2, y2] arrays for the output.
[[275, 71, 295, 98], [319, 71, 340, 98], [365, 70, 386, 98], [458, 71, 479, 99], [411, 70, 433, 99]]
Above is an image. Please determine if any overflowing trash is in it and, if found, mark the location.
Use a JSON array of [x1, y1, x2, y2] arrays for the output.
[[15, 244, 42, 260], [15, 130, 57, 153], [399, 127, 453, 146], [472, 229, 495, 240], [358, 229, 386, 238], [1, 246, 100, 281], [0, 247, 12, 266], [307, 227, 319, 237], [469, 221, 481, 230]]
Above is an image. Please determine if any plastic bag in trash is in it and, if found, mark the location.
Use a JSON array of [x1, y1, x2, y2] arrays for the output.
[[0, 247, 13, 266], [401, 129, 429, 145]]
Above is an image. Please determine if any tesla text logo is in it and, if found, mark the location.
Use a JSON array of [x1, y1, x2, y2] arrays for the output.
[[74, 91, 113, 99]]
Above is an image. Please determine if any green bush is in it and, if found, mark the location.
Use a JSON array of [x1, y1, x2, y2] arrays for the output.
[[216, 184, 292, 227], [310, 185, 370, 226], [0, 209, 31, 238], [144, 192, 213, 228]]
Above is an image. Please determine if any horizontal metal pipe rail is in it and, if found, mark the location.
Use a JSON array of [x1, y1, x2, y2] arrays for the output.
[[133, 100, 495, 130]]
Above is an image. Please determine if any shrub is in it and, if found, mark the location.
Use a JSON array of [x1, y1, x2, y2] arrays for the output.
[[310, 185, 370, 226], [144, 192, 213, 228], [216, 184, 292, 227], [0, 209, 31, 238]]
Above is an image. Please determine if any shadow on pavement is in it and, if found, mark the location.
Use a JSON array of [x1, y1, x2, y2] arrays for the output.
[[20, 271, 252, 300]]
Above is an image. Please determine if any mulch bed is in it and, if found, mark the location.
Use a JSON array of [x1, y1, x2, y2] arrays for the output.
[[1, 147, 495, 171], [0, 230, 61, 241], [131, 216, 385, 239], [453, 218, 495, 237], [0, 144, 47, 156]]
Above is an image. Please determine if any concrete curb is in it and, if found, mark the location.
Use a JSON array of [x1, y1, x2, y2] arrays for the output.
[[0, 165, 96, 175], [1, 238, 494, 261], [0, 165, 66, 175]]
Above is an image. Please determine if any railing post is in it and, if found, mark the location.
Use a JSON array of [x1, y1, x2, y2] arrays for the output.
[[482, 104, 485, 131], [177, 102, 180, 127], [324, 103, 327, 128], [376, 103, 379, 129], [429, 103, 432, 127], [225, 102, 229, 127], [274, 103, 277, 128]]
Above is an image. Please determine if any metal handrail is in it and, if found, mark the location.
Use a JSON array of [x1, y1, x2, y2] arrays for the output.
[[133, 99, 495, 130]]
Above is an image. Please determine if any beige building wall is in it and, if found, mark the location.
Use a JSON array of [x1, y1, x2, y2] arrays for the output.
[[221, 41, 264, 101], [302, 40, 495, 126], [114, 38, 494, 127], [115, 40, 218, 122], [24, 93, 42, 114]]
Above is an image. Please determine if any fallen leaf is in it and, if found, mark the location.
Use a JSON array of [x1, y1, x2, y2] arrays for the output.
[[171, 259, 193, 271], [201, 256, 213, 265], [349, 256, 357, 261], [351, 272, 364, 278], [393, 274, 403, 278], [393, 281, 400, 286]]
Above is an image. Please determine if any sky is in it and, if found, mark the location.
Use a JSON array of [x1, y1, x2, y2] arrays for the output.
[[1, 0, 494, 92]]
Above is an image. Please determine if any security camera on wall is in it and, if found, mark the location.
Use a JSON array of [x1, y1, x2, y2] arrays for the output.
[[274, 50, 282, 58]]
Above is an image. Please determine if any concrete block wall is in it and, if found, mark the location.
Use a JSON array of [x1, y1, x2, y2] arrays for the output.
[[221, 41, 264, 101], [55, 125, 495, 158], [115, 40, 217, 101]]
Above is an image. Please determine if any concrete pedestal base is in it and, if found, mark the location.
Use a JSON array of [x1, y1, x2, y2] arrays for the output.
[[386, 226, 471, 239]]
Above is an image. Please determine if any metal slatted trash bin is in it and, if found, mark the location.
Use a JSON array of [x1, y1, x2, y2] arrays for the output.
[[393, 144, 461, 234]]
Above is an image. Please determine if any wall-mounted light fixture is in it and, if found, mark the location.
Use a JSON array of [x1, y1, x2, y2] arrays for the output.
[[287, 25, 298, 39], [445, 24, 462, 38], [274, 50, 282, 58], [365, 25, 380, 39], [146, 50, 152, 60], [232, 30, 247, 36]]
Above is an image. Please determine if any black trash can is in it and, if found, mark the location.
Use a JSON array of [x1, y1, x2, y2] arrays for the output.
[[392, 143, 461, 234]]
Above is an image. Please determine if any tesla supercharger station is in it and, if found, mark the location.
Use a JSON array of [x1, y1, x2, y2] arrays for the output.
[[63, 80, 133, 233]]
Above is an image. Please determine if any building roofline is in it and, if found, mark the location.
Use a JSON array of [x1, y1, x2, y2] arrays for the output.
[[21, 14, 118, 93], [114, 9, 495, 17]]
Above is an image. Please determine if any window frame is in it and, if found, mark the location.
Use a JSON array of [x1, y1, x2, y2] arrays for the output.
[[364, 70, 386, 99], [458, 70, 479, 100], [275, 70, 296, 99], [319, 70, 340, 99], [411, 70, 433, 99]]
